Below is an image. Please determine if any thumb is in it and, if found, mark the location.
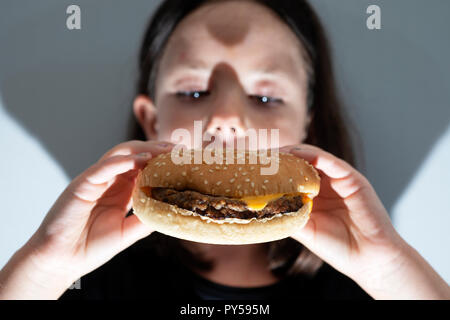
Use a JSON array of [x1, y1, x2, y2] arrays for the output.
[[120, 214, 154, 250], [292, 217, 316, 245]]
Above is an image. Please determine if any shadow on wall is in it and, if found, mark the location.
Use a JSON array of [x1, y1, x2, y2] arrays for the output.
[[0, 0, 161, 178], [1, 0, 449, 215], [1, 65, 134, 178], [311, 0, 450, 211]]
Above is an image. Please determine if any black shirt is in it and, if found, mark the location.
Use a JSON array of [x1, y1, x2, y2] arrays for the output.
[[59, 234, 372, 300]]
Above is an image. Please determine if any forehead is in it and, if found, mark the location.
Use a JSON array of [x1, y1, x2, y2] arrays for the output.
[[159, 1, 307, 81]]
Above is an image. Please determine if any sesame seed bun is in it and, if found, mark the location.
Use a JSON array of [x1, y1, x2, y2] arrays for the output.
[[132, 148, 320, 244]]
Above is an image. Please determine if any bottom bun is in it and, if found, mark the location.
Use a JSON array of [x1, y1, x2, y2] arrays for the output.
[[132, 188, 312, 245]]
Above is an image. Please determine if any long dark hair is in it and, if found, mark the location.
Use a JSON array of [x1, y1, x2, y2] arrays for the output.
[[129, 0, 361, 278]]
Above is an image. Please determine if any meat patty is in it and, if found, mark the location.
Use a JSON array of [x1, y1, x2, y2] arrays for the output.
[[150, 187, 304, 220]]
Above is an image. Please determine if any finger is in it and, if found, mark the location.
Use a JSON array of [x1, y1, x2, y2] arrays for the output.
[[86, 153, 152, 185], [283, 144, 356, 180], [95, 169, 139, 209], [329, 174, 370, 199], [99, 140, 175, 161], [71, 153, 151, 202], [312, 196, 347, 212]]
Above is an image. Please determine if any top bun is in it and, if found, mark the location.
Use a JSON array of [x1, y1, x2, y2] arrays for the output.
[[138, 148, 320, 198]]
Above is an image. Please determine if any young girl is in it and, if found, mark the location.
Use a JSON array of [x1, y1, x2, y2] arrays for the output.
[[0, 0, 448, 300]]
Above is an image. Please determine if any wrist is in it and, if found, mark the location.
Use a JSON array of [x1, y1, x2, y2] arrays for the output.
[[0, 244, 75, 299], [355, 238, 450, 300]]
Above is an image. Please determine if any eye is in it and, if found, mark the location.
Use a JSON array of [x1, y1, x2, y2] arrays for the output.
[[175, 90, 210, 101], [249, 95, 284, 107]]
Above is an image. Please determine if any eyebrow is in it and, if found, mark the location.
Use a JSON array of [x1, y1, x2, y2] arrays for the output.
[[166, 56, 301, 93], [252, 54, 300, 77], [170, 54, 297, 75], [172, 59, 209, 71]]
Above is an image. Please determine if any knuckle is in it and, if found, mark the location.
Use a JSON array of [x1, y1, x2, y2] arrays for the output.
[[102, 140, 144, 159]]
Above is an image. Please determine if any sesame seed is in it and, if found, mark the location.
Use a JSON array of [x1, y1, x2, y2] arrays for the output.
[[162, 162, 166, 165], [242, 172, 247, 176], [238, 190, 243, 196], [225, 189, 231, 193], [262, 185, 266, 190], [305, 177, 309, 181], [199, 172, 203, 176], [289, 178, 293, 183], [251, 182, 255, 188], [264, 179, 269, 184], [204, 180, 208, 185], [299, 185, 305, 190], [244, 189, 248, 195], [215, 166, 220, 170], [255, 190, 259, 195], [238, 167, 242, 171], [250, 166, 255, 170], [177, 182, 181, 186], [192, 166, 199, 171], [153, 173, 158, 177], [237, 184, 241, 189], [216, 181, 222, 186], [155, 162, 160, 165], [245, 178, 250, 182], [166, 172, 171, 176], [234, 173, 238, 178], [223, 166, 228, 170], [230, 178, 235, 183], [209, 169, 214, 173], [181, 171, 187, 176]]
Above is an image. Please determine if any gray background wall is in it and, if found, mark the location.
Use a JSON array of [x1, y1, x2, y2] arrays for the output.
[[1, 0, 449, 282]]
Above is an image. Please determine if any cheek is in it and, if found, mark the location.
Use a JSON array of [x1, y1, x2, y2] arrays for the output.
[[154, 95, 206, 142], [247, 106, 306, 146]]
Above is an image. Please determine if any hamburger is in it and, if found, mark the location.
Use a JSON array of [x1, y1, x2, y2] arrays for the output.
[[132, 148, 320, 245]]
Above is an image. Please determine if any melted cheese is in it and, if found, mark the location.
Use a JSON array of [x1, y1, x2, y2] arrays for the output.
[[141, 186, 151, 197], [240, 193, 286, 210], [241, 192, 308, 211], [302, 194, 312, 208]]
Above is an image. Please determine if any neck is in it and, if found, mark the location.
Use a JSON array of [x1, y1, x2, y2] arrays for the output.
[[180, 240, 281, 287]]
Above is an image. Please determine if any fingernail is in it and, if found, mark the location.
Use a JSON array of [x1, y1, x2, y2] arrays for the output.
[[137, 152, 152, 158], [279, 146, 292, 152], [157, 143, 174, 148]]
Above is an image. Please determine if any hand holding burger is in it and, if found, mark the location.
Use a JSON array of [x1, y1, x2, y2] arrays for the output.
[[0, 140, 175, 299], [280, 144, 450, 300]]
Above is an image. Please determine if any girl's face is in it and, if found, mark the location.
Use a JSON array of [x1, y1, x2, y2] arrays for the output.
[[134, 0, 311, 149]]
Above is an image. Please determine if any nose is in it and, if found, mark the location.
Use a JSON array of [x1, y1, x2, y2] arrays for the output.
[[208, 117, 242, 139], [204, 63, 248, 148], [206, 107, 247, 148]]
